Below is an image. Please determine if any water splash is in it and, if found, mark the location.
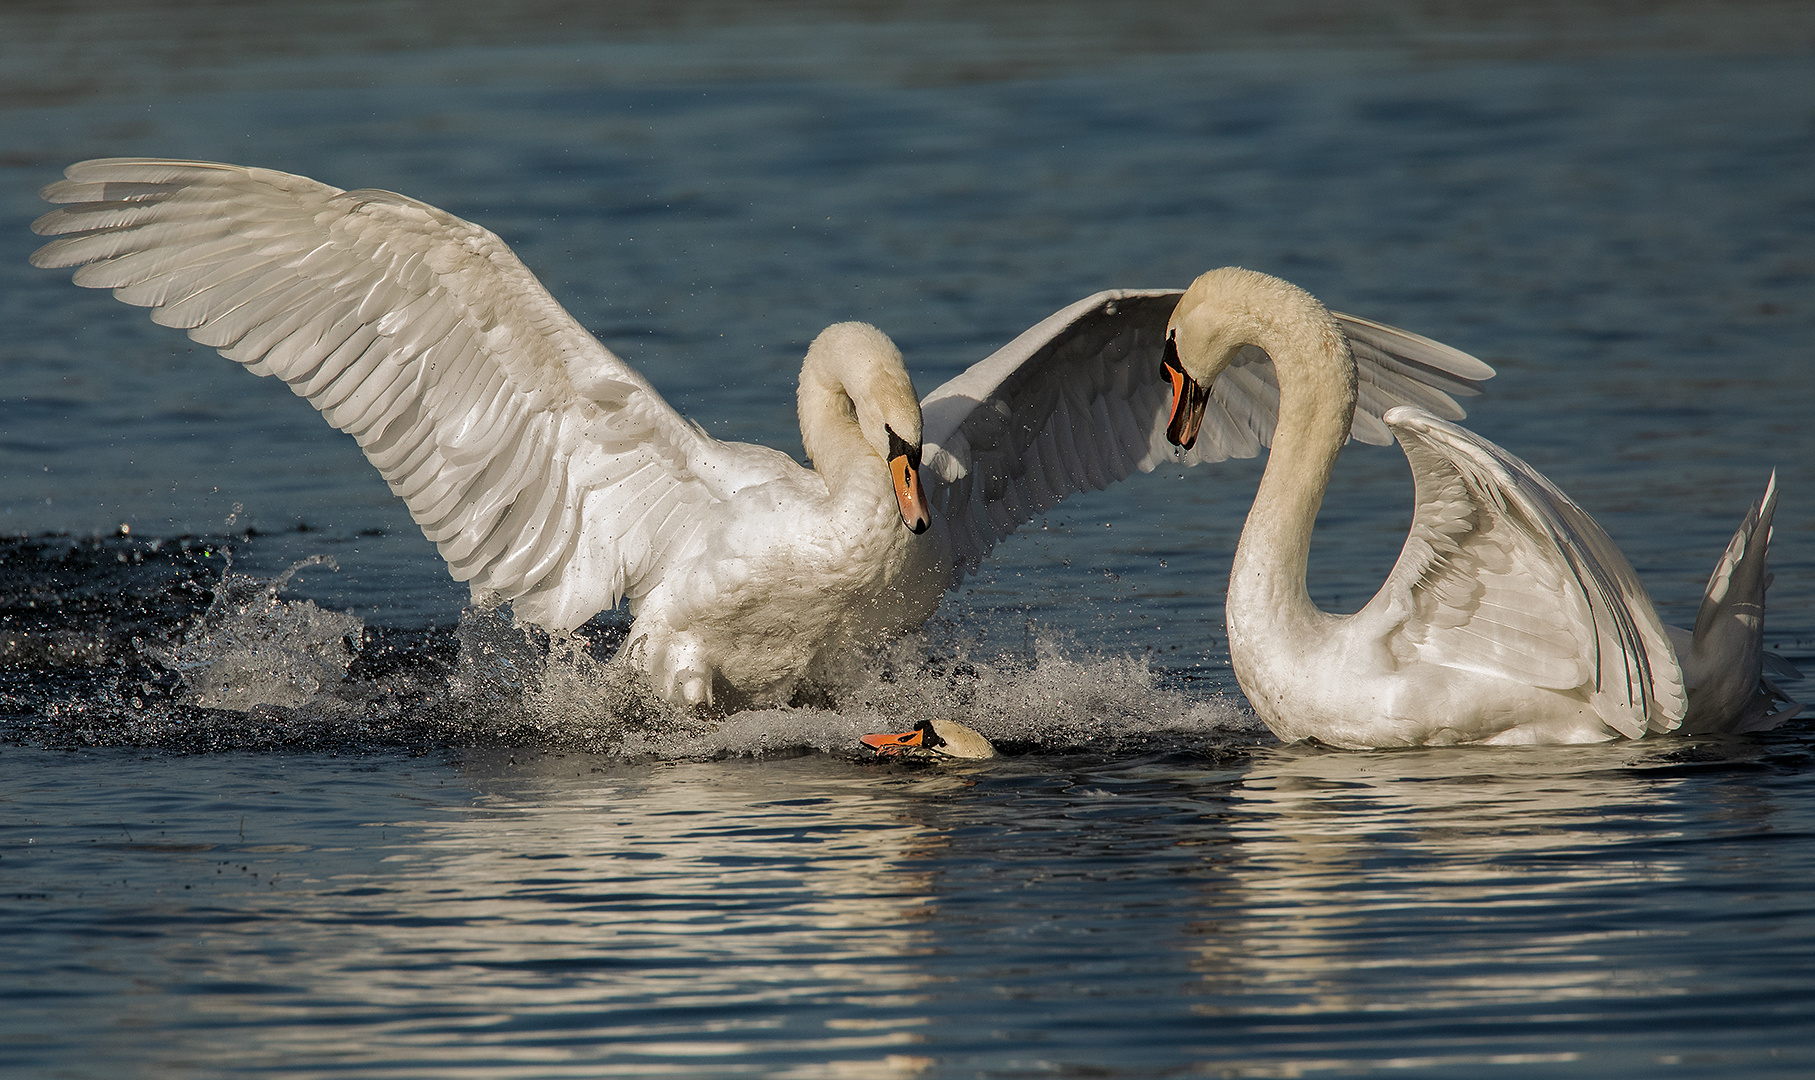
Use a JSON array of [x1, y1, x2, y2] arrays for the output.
[[445, 606, 706, 749], [0, 534, 1258, 756], [161, 555, 364, 712], [603, 627, 1260, 760]]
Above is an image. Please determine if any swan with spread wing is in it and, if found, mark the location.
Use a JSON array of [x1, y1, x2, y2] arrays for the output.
[[1162, 267, 1800, 746], [32, 159, 1491, 710]]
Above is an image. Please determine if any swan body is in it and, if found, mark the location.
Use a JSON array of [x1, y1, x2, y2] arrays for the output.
[[31, 160, 1492, 711], [1164, 267, 1800, 747], [617, 322, 937, 706]]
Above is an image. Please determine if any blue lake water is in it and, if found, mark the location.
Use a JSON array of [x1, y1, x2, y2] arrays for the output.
[[3, 3, 1814, 1076]]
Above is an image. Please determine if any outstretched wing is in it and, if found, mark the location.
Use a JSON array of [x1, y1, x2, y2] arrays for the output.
[[31, 158, 732, 630], [920, 289, 1496, 579], [1380, 406, 1685, 738]]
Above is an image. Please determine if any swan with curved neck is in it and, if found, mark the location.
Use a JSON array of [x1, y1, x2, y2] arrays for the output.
[[1164, 267, 1799, 746], [625, 320, 937, 709], [29, 159, 1495, 714]]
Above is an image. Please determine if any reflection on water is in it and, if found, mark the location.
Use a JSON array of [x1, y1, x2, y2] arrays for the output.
[[1222, 745, 1687, 1001], [1176, 742, 1815, 1076], [9, 740, 1815, 1077], [8, 753, 965, 1077]]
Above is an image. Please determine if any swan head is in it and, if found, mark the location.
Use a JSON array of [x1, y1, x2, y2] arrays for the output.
[[1162, 267, 1334, 450], [801, 322, 931, 534], [860, 717, 997, 760]]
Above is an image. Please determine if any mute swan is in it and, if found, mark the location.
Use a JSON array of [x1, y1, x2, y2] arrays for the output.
[[861, 718, 997, 760], [31, 160, 1490, 711], [1163, 267, 1802, 747]]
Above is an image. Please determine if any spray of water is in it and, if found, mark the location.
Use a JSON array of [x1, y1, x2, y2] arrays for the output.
[[164, 556, 363, 712], [3, 539, 1260, 756]]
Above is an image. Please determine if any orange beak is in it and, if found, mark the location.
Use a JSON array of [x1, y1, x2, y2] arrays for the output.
[[889, 452, 931, 535], [1162, 335, 1209, 451], [861, 727, 925, 755]]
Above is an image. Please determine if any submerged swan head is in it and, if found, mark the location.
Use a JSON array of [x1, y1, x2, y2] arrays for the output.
[[860, 717, 997, 760], [801, 322, 931, 533], [1162, 268, 1345, 449]]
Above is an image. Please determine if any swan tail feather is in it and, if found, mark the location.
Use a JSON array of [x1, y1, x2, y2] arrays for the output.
[[1678, 472, 1803, 734]]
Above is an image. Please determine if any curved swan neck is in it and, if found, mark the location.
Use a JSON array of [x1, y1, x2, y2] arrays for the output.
[[796, 322, 919, 501], [1243, 322, 1355, 600], [1176, 271, 1357, 624], [798, 361, 874, 494]]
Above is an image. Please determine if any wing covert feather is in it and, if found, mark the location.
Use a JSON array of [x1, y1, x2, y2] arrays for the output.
[[1382, 406, 1685, 736]]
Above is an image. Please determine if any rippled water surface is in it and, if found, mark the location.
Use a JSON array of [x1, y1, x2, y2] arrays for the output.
[[3, 2, 1815, 1076]]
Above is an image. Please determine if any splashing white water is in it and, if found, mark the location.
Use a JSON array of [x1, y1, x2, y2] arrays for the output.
[[447, 607, 709, 745], [522, 624, 1261, 759], [162, 555, 366, 712], [151, 561, 1259, 756]]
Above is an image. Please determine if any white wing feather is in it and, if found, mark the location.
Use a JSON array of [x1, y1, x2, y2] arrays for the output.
[[920, 290, 1495, 579], [31, 158, 733, 630], [1381, 406, 1686, 737]]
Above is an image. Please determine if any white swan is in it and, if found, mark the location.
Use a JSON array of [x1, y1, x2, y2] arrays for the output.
[[1162, 267, 1802, 747], [30, 160, 1491, 710], [861, 718, 997, 760]]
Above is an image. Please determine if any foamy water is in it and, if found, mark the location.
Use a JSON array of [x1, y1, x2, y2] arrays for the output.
[[9, 543, 1260, 759]]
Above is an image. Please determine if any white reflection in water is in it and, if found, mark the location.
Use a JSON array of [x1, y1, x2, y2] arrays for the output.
[[162, 758, 958, 1076], [1193, 743, 1699, 1042]]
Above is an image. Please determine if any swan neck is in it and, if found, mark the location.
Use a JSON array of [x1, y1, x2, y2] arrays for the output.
[[1228, 315, 1357, 625], [798, 363, 883, 498]]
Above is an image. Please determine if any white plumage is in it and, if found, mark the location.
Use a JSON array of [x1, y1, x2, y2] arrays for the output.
[[919, 289, 1492, 579], [1163, 267, 1801, 747], [33, 160, 1491, 710]]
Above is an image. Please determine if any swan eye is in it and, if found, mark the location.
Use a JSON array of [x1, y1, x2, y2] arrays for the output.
[[885, 425, 921, 468], [1161, 333, 1183, 379], [915, 719, 947, 750]]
